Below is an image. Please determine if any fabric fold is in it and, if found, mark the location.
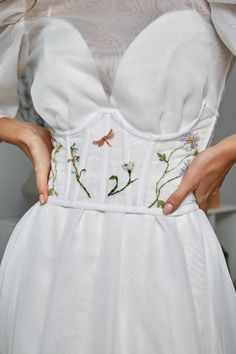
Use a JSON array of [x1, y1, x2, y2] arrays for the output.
[[0, 0, 28, 119], [208, 0, 236, 56]]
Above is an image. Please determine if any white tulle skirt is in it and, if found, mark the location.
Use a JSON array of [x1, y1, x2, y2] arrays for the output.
[[0, 201, 236, 354]]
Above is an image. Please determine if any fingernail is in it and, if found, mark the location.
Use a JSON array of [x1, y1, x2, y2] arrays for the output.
[[163, 203, 174, 215], [39, 193, 45, 205]]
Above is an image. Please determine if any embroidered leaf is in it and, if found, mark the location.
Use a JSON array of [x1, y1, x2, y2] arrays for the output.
[[157, 152, 167, 162], [79, 168, 86, 178], [148, 129, 200, 208], [157, 200, 165, 208], [108, 175, 119, 195], [109, 175, 118, 181], [54, 143, 63, 153], [48, 141, 63, 197], [48, 188, 58, 197]]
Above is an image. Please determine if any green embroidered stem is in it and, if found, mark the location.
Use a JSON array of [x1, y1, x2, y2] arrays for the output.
[[167, 145, 185, 161], [108, 172, 138, 196], [68, 143, 91, 198], [159, 175, 183, 191], [147, 175, 182, 208], [148, 131, 200, 208], [48, 141, 63, 197], [167, 152, 196, 173], [148, 146, 184, 206], [72, 164, 91, 198], [155, 145, 184, 184], [108, 161, 138, 196]]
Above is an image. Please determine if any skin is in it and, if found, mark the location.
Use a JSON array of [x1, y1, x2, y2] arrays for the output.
[[162, 135, 236, 215], [1, 117, 236, 211], [0, 117, 53, 205]]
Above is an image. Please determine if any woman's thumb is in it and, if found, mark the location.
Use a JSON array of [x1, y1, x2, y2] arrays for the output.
[[162, 183, 191, 215], [35, 163, 50, 205]]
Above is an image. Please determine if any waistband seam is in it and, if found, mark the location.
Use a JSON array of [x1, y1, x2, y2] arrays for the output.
[[46, 198, 199, 217]]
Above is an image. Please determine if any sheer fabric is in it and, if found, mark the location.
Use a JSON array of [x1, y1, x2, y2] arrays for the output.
[[208, 0, 236, 55], [25, 0, 197, 98], [0, 0, 235, 132]]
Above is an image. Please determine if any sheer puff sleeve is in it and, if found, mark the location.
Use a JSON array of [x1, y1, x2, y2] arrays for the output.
[[208, 0, 236, 56], [0, 0, 28, 119]]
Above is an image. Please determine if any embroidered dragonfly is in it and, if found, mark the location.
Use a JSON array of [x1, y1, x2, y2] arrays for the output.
[[92, 128, 114, 147]]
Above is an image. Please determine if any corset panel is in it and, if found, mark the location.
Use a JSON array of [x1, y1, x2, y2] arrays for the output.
[[46, 99, 218, 216]]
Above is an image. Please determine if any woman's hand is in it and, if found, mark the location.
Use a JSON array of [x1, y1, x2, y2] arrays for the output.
[[162, 135, 236, 215], [0, 118, 53, 205]]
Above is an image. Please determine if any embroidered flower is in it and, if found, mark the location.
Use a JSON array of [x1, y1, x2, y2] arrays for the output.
[[93, 128, 114, 147], [108, 160, 138, 196], [179, 159, 191, 176], [179, 131, 200, 151], [68, 142, 91, 198], [148, 129, 200, 208], [122, 161, 134, 173]]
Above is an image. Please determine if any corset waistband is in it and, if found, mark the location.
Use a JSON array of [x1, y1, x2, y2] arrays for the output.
[[46, 101, 218, 216], [47, 197, 200, 216]]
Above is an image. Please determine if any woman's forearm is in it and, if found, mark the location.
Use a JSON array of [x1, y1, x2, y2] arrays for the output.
[[0, 117, 53, 204], [214, 133, 236, 165], [0, 117, 44, 149]]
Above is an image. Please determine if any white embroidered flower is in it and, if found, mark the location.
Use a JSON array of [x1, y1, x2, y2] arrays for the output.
[[122, 161, 134, 172], [179, 131, 200, 151]]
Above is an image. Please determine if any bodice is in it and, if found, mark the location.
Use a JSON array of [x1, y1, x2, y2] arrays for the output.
[[0, 0, 235, 212], [0, 1, 235, 136], [46, 99, 218, 214], [25, 7, 232, 134]]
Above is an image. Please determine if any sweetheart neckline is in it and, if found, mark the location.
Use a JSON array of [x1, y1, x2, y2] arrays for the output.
[[32, 8, 203, 106]]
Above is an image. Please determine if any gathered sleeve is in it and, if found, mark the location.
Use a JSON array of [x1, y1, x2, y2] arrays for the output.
[[0, 0, 28, 119], [208, 0, 236, 56]]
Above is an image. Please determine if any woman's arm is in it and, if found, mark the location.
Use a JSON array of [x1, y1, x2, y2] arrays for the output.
[[0, 117, 53, 205], [162, 134, 236, 215]]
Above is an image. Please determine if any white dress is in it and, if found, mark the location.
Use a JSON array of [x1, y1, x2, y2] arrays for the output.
[[1, 1, 236, 353]]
